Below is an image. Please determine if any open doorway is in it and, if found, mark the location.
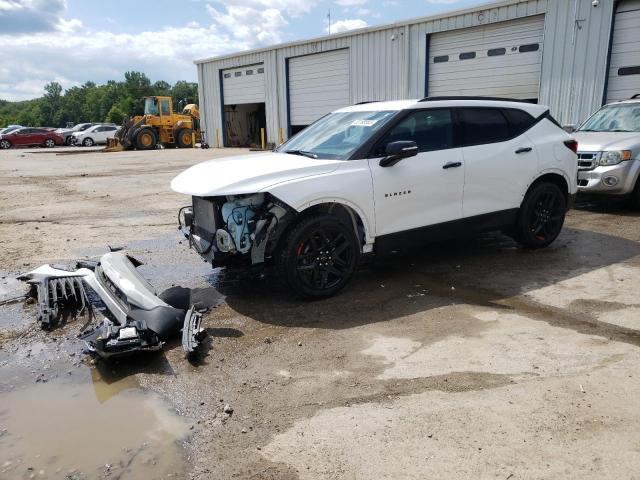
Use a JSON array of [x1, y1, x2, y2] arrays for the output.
[[223, 103, 266, 147]]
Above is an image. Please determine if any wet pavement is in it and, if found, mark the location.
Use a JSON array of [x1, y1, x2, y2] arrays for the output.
[[1, 148, 639, 479]]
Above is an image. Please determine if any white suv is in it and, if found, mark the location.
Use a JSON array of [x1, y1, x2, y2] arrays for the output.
[[172, 97, 578, 298]]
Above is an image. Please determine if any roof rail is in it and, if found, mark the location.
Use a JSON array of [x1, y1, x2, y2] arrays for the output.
[[418, 96, 534, 103]]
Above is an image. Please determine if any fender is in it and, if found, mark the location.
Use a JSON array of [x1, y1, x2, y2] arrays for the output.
[[523, 167, 574, 201], [293, 196, 376, 245]]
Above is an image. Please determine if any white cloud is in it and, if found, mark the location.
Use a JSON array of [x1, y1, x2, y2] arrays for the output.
[[0, 0, 319, 101], [327, 18, 368, 34], [334, 0, 368, 5]]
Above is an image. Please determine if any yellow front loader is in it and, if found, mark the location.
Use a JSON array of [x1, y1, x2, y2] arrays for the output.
[[107, 96, 202, 151]]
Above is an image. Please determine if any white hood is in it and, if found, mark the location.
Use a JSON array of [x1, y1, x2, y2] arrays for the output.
[[573, 131, 640, 153], [171, 152, 343, 196]]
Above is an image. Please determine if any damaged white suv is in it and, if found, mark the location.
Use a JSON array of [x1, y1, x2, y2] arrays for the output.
[[172, 98, 578, 298]]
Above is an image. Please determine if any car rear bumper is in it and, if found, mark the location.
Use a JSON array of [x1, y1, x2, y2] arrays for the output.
[[577, 159, 639, 195]]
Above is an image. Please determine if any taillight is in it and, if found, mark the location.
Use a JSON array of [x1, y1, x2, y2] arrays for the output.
[[564, 139, 578, 153]]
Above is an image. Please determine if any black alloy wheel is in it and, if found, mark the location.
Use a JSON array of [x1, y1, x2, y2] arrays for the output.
[[515, 182, 566, 249], [278, 214, 359, 298]]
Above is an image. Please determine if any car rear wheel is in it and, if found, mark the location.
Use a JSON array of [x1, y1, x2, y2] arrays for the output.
[[276, 214, 360, 299], [44, 139, 55, 148], [0, 139, 10, 149], [135, 129, 157, 150], [514, 182, 566, 249], [175, 128, 193, 148], [82, 137, 94, 147]]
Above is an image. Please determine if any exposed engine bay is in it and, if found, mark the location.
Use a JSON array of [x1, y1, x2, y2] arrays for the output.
[[19, 252, 219, 359], [179, 193, 293, 267]]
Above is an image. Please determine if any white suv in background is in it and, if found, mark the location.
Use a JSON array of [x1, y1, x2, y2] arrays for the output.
[[172, 97, 578, 298], [72, 124, 119, 147], [573, 97, 640, 207]]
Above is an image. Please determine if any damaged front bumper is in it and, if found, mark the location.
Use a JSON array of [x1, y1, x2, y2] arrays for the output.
[[19, 252, 205, 359]]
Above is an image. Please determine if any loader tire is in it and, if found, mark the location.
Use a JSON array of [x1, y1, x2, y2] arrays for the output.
[[175, 128, 193, 148], [135, 128, 157, 150]]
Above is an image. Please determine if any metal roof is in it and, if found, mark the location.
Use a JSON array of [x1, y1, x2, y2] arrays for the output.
[[194, 0, 538, 65]]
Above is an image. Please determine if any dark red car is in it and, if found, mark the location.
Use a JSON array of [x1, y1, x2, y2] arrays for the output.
[[0, 127, 64, 149]]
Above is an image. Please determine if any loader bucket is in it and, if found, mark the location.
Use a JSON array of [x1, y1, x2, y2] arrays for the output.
[[104, 137, 125, 152]]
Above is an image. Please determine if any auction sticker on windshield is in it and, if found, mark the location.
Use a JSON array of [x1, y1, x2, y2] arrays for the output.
[[350, 119, 378, 127]]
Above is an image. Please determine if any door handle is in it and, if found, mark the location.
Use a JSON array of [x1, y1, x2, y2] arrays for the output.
[[515, 147, 533, 154], [442, 161, 462, 170]]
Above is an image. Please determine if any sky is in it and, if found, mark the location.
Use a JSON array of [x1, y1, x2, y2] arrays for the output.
[[0, 0, 489, 101]]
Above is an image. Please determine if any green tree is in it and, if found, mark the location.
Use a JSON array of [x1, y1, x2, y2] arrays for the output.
[[40, 82, 63, 126], [105, 105, 126, 124]]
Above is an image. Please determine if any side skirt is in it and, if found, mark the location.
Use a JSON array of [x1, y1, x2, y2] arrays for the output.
[[375, 209, 519, 254]]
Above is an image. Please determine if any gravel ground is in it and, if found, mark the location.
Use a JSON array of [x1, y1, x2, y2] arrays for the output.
[[0, 146, 639, 479]]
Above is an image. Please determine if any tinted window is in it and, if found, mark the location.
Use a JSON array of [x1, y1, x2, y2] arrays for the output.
[[519, 43, 539, 53], [619, 66, 640, 76], [257, 67, 264, 73], [234, 71, 241, 77], [487, 48, 506, 56], [223, 73, 231, 78], [460, 108, 510, 145], [433, 55, 449, 63], [377, 109, 455, 154], [502, 108, 536, 136], [31, 128, 45, 133], [246, 70, 253, 75], [160, 100, 170, 115], [459, 52, 476, 60]]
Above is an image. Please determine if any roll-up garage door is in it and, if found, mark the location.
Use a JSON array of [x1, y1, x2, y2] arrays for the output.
[[428, 15, 545, 101], [288, 49, 350, 127], [222, 64, 265, 105], [606, 0, 640, 103]]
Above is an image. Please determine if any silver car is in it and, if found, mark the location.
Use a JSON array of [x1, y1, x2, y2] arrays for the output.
[[574, 98, 640, 207]]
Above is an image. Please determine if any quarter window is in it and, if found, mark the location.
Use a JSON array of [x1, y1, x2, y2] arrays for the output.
[[459, 108, 510, 145], [502, 108, 536, 137], [376, 109, 455, 154]]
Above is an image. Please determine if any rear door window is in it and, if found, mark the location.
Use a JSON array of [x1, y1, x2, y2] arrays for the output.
[[459, 108, 510, 146]]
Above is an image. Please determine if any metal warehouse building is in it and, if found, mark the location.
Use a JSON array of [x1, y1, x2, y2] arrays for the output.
[[195, 0, 640, 148]]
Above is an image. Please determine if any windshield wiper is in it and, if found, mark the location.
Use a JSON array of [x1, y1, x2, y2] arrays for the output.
[[285, 150, 318, 159]]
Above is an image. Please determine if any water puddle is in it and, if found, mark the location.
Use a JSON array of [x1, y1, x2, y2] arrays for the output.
[[0, 377, 189, 479]]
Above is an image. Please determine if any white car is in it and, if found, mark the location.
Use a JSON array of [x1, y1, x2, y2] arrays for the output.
[[72, 124, 119, 147], [573, 97, 640, 207], [172, 97, 578, 298]]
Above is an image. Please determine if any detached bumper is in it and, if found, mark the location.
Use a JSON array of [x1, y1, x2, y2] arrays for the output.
[[577, 159, 640, 196], [20, 252, 205, 359]]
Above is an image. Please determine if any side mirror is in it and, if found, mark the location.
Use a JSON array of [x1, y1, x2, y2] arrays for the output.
[[562, 124, 576, 133], [379, 141, 418, 167]]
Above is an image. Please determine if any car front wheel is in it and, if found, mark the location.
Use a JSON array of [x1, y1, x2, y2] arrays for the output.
[[514, 182, 566, 249], [82, 137, 94, 147], [277, 214, 360, 299], [0, 139, 10, 149]]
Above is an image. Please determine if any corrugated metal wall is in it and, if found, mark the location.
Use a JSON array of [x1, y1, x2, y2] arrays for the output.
[[539, 0, 615, 125], [197, 0, 616, 146]]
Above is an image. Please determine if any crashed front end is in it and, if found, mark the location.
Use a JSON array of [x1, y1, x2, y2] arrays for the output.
[[178, 193, 293, 269], [19, 252, 205, 359]]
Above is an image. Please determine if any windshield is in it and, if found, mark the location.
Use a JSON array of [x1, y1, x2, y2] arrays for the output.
[[579, 103, 640, 132], [144, 97, 159, 115], [278, 110, 397, 160]]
